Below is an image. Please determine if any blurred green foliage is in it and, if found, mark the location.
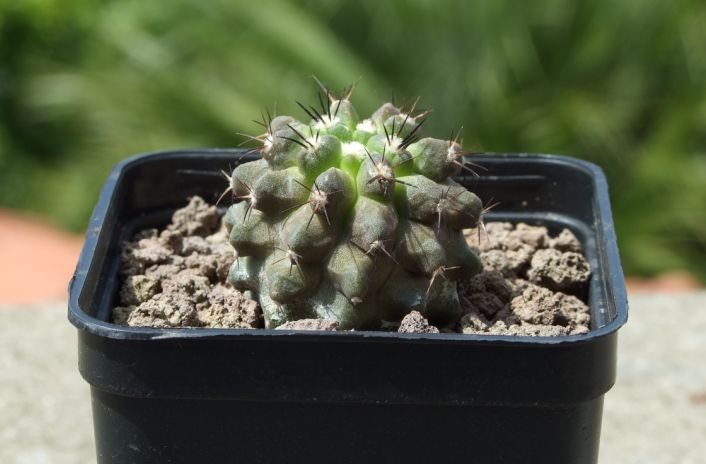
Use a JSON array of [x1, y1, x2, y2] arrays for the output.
[[1, 0, 705, 281]]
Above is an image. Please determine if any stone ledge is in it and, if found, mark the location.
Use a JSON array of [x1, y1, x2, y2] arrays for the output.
[[2, 293, 704, 463]]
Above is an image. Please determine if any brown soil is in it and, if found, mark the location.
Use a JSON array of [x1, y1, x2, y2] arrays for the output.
[[112, 197, 262, 328], [275, 318, 341, 331], [112, 197, 591, 335], [398, 311, 441, 334], [461, 222, 591, 336]]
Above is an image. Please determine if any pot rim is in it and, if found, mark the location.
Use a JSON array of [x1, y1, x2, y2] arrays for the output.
[[68, 149, 628, 346]]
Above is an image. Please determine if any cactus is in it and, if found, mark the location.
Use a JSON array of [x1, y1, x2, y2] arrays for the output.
[[223, 84, 483, 329]]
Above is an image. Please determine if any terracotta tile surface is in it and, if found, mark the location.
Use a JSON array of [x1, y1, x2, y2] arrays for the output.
[[626, 271, 703, 293], [0, 209, 83, 306]]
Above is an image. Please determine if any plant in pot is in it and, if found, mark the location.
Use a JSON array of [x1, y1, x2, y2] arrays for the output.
[[68, 84, 628, 464]]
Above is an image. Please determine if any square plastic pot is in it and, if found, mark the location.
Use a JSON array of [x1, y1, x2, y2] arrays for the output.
[[68, 150, 628, 464]]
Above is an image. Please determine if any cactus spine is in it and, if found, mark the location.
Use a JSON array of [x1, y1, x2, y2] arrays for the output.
[[224, 84, 483, 329]]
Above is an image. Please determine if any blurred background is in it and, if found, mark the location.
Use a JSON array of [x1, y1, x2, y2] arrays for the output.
[[1, 0, 705, 284]]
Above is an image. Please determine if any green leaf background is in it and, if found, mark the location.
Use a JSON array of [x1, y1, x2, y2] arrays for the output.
[[1, 0, 705, 281]]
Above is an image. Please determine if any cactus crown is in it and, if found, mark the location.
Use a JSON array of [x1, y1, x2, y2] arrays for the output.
[[224, 84, 483, 330]]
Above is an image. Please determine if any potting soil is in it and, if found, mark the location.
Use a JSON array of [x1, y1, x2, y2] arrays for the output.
[[113, 197, 591, 335]]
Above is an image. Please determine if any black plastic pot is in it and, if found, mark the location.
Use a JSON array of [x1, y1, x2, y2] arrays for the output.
[[69, 150, 628, 464]]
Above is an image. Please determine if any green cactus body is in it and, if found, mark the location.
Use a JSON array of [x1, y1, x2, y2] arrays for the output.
[[225, 94, 482, 329]]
